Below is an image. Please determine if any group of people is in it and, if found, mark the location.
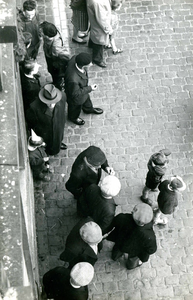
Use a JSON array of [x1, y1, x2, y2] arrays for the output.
[[16, 1, 187, 299], [41, 145, 186, 300]]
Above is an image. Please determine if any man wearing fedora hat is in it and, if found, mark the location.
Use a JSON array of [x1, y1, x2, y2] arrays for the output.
[[65, 145, 115, 202], [26, 83, 67, 156], [106, 203, 157, 270], [64, 52, 103, 126], [42, 262, 94, 300], [59, 217, 103, 269], [153, 175, 186, 225]]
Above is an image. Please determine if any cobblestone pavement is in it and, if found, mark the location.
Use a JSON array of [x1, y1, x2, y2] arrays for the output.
[[34, 0, 193, 299]]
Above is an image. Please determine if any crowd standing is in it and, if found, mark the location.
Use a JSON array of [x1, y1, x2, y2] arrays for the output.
[[17, 0, 187, 299]]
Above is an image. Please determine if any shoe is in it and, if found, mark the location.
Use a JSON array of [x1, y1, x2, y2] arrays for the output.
[[60, 143, 68, 150], [113, 48, 123, 55], [140, 196, 154, 206], [126, 258, 143, 270], [78, 32, 88, 38], [83, 108, 103, 115], [104, 45, 112, 50], [153, 216, 168, 225], [72, 118, 85, 125], [72, 37, 87, 44], [93, 60, 107, 68]]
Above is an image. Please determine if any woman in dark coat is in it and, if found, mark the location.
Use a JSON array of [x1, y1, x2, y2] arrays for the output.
[[107, 203, 157, 270], [26, 84, 67, 156]]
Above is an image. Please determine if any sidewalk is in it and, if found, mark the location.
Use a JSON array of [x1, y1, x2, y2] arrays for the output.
[[35, 0, 193, 299]]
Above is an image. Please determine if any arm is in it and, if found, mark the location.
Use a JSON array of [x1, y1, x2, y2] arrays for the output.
[[65, 173, 84, 199], [67, 81, 92, 105]]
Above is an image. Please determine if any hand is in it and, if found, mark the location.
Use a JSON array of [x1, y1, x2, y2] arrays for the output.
[[105, 167, 115, 176], [91, 84, 97, 91], [43, 157, 49, 162]]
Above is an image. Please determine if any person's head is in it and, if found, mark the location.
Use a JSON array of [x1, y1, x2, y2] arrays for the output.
[[70, 262, 94, 287], [85, 146, 106, 169], [39, 84, 62, 108], [22, 59, 40, 75], [40, 21, 57, 38], [23, 0, 36, 20], [100, 175, 121, 198], [170, 175, 186, 192], [80, 221, 102, 245], [75, 53, 92, 69], [132, 203, 153, 226], [28, 129, 45, 151]]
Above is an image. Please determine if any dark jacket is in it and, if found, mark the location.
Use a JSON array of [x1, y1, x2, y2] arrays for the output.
[[65, 56, 92, 106], [59, 217, 103, 269], [80, 184, 117, 234], [65, 146, 109, 199], [157, 180, 178, 214], [17, 10, 41, 59], [26, 93, 66, 155], [20, 72, 41, 111], [43, 266, 88, 300], [107, 213, 157, 262], [28, 146, 47, 172]]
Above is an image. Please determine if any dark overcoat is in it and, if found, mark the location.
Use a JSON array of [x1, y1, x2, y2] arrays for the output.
[[59, 217, 103, 269], [107, 213, 157, 262], [26, 93, 66, 155], [80, 184, 116, 234], [65, 146, 109, 199], [43, 266, 88, 300], [28, 146, 47, 173], [157, 180, 178, 214], [64, 56, 92, 106], [20, 72, 41, 111]]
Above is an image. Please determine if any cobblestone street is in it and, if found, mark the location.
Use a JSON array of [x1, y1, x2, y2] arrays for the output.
[[34, 0, 193, 299]]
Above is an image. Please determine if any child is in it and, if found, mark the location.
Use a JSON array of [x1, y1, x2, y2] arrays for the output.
[[141, 149, 171, 206], [154, 175, 186, 225], [28, 129, 51, 181], [105, 0, 123, 55]]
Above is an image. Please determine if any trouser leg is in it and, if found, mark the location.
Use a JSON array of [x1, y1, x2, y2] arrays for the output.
[[112, 244, 124, 261], [82, 96, 94, 113], [67, 102, 82, 121], [126, 256, 141, 270], [142, 186, 151, 199], [89, 39, 104, 63]]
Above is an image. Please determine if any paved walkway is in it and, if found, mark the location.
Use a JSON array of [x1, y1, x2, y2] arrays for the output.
[[35, 0, 193, 299]]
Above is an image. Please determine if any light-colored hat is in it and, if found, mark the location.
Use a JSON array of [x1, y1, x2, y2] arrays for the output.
[[39, 84, 62, 104], [100, 175, 121, 197], [70, 262, 94, 286], [28, 129, 45, 151], [80, 221, 102, 245], [170, 176, 186, 191], [132, 203, 153, 225]]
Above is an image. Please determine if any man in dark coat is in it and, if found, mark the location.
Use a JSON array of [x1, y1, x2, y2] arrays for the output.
[[107, 203, 157, 270], [65, 52, 103, 125], [42, 262, 94, 300], [17, 0, 41, 59], [20, 59, 41, 112], [79, 175, 121, 234], [59, 217, 103, 269], [26, 83, 67, 156], [65, 145, 115, 200]]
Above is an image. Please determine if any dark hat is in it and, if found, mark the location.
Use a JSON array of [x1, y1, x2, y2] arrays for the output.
[[41, 21, 57, 37], [86, 146, 106, 167], [80, 221, 102, 244], [70, 262, 94, 286], [75, 53, 92, 67], [170, 176, 186, 191], [152, 152, 166, 166], [23, 0, 36, 11], [39, 84, 62, 104], [132, 203, 153, 225], [23, 32, 32, 44]]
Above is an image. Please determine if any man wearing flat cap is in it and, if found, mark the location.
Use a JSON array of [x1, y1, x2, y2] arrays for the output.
[[26, 83, 67, 156], [65, 52, 103, 125], [59, 217, 103, 269], [65, 145, 115, 202], [106, 203, 157, 270], [42, 262, 94, 300], [79, 175, 121, 234]]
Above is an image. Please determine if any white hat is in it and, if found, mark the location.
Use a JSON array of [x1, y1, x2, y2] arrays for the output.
[[100, 175, 121, 197], [170, 176, 186, 191], [79, 221, 102, 245], [70, 262, 94, 286], [28, 129, 45, 151]]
